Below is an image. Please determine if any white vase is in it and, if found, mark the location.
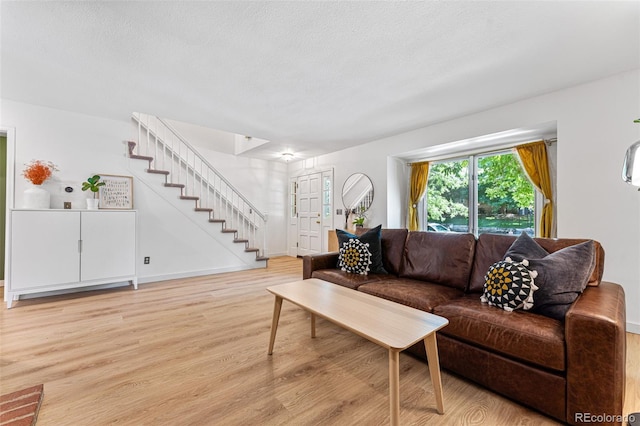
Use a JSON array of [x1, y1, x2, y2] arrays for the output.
[[86, 198, 100, 210], [23, 185, 50, 209]]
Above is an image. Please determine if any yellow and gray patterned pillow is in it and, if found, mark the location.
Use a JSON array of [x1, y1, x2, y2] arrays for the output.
[[481, 257, 538, 312]]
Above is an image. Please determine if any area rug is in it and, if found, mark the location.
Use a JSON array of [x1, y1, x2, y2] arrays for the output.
[[0, 384, 44, 426]]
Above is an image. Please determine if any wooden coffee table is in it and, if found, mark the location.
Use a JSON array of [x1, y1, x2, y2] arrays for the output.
[[267, 278, 449, 425]]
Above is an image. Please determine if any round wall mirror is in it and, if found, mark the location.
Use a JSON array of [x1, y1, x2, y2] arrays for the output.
[[342, 173, 374, 213]]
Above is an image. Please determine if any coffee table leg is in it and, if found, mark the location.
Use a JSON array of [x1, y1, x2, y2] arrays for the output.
[[389, 349, 400, 426], [424, 333, 445, 414], [310, 313, 316, 338], [268, 296, 283, 355]]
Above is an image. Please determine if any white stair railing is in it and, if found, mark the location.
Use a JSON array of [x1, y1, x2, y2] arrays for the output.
[[131, 112, 267, 258]]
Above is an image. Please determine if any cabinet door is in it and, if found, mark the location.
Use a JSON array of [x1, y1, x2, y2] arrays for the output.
[[10, 211, 81, 289], [80, 211, 136, 281]]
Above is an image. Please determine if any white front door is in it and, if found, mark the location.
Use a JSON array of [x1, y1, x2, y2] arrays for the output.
[[297, 172, 322, 256]]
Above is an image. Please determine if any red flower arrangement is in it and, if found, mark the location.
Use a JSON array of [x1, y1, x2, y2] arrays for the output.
[[22, 160, 58, 185]]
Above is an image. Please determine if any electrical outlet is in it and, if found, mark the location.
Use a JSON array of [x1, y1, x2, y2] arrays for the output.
[[144, 257, 150, 264]]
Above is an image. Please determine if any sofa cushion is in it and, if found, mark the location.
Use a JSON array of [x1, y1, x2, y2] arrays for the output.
[[380, 228, 409, 275], [338, 225, 386, 274], [311, 270, 388, 290], [468, 233, 515, 293], [358, 278, 464, 312], [338, 237, 372, 275], [468, 233, 605, 293], [400, 231, 476, 290], [480, 258, 538, 312], [433, 296, 566, 371], [506, 237, 596, 320], [355, 227, 408, 275]]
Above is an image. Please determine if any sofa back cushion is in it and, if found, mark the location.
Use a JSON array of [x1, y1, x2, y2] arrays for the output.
[[399, 231, 476, 290], [356, 228, 408, 275], [468, 233, 605, 293]]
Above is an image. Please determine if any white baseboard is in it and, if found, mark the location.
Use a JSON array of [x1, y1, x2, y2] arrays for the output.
[[266, 251, 290, 258], [17, 281, 132, 300], [137, 264, 258, 285], [627, 321, 640, 335], [17, 264, 270, 301]]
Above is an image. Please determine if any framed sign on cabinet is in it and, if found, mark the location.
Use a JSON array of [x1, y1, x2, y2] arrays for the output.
[[99, 174, 134, 209]]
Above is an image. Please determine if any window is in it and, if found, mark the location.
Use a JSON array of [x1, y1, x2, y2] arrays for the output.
[[322, 175, 331, 219], [476, 152, 535, 236], [426, 158, 469, 233], [290, 180, 297, 219], [425, 151, 536, 236]]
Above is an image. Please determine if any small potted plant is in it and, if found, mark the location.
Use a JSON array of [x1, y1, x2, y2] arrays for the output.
[[352, 206, 367, 228], [352, 215, 365, 227], [82, 174, 105, 209]]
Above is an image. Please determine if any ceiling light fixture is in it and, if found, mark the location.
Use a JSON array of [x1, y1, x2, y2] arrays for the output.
[[281, 152, 294, 162]]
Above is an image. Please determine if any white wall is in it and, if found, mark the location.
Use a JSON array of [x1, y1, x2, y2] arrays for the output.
[[1, 100, 289, 287], [292, 69, 640, 332], [289, 148, 389, 230]]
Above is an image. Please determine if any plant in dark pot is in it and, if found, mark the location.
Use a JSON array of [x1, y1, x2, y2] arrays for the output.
[[352, 215, 365, 227], [82, 174, 105, 209]]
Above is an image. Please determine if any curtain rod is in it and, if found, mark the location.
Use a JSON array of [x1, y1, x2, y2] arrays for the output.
[[406, 138, 556, 166]]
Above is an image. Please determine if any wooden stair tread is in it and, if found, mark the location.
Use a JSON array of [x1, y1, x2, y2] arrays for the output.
[[209, 219, 225, 223], [234, 239, 249, 243], [164, 183, 185, 188], [245, 248, 259, 252], [221, 229, 237, 233], [255, 257, 269, 261], [147, 169, 170, 175], [180, 196, 199, 200], [130, 154, 154, 161], [195, 208, 213, 212]]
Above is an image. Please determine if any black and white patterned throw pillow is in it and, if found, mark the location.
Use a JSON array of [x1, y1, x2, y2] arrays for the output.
[[338, 238, 372, 275], [481, 257, 538, 312]]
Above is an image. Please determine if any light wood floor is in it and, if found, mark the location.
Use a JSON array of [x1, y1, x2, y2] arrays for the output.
[[1, 256, 638, 425]]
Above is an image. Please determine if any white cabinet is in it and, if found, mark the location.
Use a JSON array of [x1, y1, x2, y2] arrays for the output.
[[5, 210, 137, 308], [80, 212, 136, 282]]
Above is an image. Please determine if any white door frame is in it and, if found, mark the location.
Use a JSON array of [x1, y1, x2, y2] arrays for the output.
[[289, 167, 334, 256], [1, 127, 16, 210], [2, 126, 16, 300]]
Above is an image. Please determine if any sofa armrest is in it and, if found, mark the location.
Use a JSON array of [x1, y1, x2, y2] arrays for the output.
[[565, 282, 626, 425], [302, 252, 340, 279]]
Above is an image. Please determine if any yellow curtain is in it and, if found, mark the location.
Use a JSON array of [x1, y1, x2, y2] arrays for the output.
[[408, 161, 430, 231], [515, 141, 553, 238]]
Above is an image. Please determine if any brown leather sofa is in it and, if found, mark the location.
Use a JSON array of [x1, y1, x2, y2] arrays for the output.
[[303, 229, 626, 425]]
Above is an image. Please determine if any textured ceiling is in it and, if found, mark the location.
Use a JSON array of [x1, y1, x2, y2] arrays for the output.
[[1, 1, 638, 160]]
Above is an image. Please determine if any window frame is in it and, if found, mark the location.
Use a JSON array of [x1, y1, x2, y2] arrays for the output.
[[422, 149, 540, 236]]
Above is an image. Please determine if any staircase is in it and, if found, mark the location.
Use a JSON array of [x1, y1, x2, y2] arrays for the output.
[[129, 113, 268, 264]]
